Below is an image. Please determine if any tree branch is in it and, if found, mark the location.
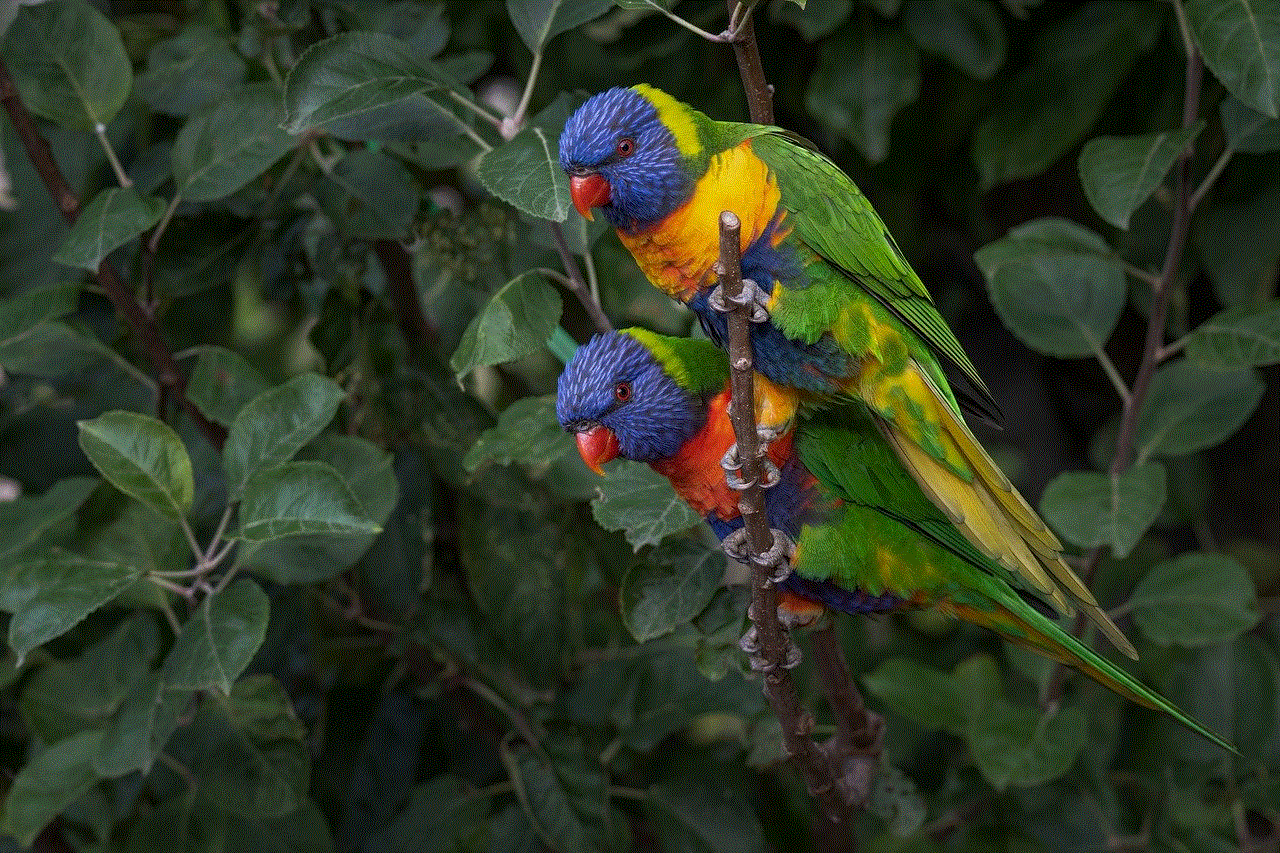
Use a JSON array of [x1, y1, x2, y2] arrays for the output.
[[0, 60, 226, 451], [1045, 29, 1203, 704], [726, 0, 773, 124], [373, 238, 437, 357], [717, 212, 855, 830]]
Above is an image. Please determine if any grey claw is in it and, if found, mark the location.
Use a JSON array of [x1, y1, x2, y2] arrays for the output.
[[781, 643, 803, 669], [754, 530, 796, 581], [720, 444, 743, 473], [708, 279, 771, 323], [738, 626, 760, 655], [722, 528, 750, 562], [726, 457, 780, 491]]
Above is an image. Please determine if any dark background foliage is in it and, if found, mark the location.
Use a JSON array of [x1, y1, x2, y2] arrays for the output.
[[0, 0, 1277, 851]]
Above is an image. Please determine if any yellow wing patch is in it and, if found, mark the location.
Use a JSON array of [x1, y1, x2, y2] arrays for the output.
[[631, 84, 703, 157]]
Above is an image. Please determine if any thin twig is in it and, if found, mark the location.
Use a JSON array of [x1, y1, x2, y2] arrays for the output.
[[374, 239, 437, 355], [94, 124, 131, 188], [725, 0, 773, 124], [1093, 346, 1132, 405], [1188, 145, 1232, 213], [0, 60, 226, 452], [508, 49, 543, 136], [550, 222, 613, 334]]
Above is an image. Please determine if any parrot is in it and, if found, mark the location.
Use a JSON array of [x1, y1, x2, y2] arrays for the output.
[[555, 328, 1231, 751], [557, 84, 1138, 660]]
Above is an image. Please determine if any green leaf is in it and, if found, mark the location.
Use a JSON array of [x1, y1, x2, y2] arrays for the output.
[[902, 0, 1007, 80], [1133, 360, 1264, 459], [1128, 552, 1259, 647], [1193, 180, 1280, 307], [283, 31, 482, 139], [238, 461, 382, 542], [1185, 301, 1280, 367], [450, 272, 563, 377], [318, 149, 419, 240], [169, 675, 309, 819], [0, 0, 131, 130], [507, 0, 613, 52], [134, 25, 247, 117], [1162, 634, 1278, 762], [473, 94, 579, 221], [970, 2, 1160, 187], [0, 320, 106, 377], [53, 186, 167, 270], [968, 700, 1087, 788], [1186, 0, 1280, 119], [646, 781, 767, 853], [459, 504, 566, 686], [0, 282, 81, 347], [770, 0, 852, 41], [509, 749, 588, 853], [975, 218, 1126, 358], [867, 765, 927, 837], [620, 540, 724, 642], [171, 83, 297, 202], [0, 476, 97, 562], [223, 372, 346, 497], [7, 550, 143, 659], [78, 411, 195, 521], [187, 345, 273, 427], [805, 19, 921, 162], [0, 730, 103, 845], [372, 775, 491, 853], [1221, 96, 1280, 152], [589, 460, 701, 550], [1078, 123, 1205, 229], [464, 394, 575, 473], [93, 673, 187, 777], [162, 578, 269, 695], [1039, 462, 1167, 558], [862, 657, 983, 733], [18, 614, 158, 743]]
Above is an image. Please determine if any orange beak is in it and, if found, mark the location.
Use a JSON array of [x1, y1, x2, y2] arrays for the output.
[[575, 424, 619, 475], [569, 173, 610, 220]]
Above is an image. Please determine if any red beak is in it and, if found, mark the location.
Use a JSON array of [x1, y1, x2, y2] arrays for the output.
[[575, 424, 619, 475], [569, 173, 611, 220]]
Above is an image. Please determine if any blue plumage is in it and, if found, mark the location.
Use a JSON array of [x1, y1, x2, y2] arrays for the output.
[[556, 332, 705, 461], [559, 87, 692, 232]]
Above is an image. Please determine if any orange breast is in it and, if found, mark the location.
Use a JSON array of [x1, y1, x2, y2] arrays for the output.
[[618, 141, 784, 302], [651, 386, 796, 521]]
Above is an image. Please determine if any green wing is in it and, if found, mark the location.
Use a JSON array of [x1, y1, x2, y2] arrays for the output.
[[749, 130, 1001, 424]]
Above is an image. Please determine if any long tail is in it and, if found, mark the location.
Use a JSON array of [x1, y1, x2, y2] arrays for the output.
[[947, 599, 1234, 753], [871, 360, 1138, 660]]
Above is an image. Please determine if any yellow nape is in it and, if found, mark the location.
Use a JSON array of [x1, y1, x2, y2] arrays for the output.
[[631, 84, 703, 157]]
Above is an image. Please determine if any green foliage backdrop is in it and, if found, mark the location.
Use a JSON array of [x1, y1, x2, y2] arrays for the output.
[[0, 0, 1277, 850]]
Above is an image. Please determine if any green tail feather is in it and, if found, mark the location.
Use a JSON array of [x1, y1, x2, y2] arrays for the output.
[[977, 589, 1236, 754]]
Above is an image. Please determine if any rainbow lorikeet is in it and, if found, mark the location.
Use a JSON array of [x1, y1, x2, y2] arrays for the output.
[[556, 329, 1229, 750], [557, 85, 1136, 659]]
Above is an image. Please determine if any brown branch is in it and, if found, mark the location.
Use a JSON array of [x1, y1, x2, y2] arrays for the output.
[[1046, 38, 1204, 704], [810, 625, 882, 756], [726, 1, 774, 125], [374, 238, 437, 355], [550, 222, 612, 335], [0, 59, 226, 451], [717, 212, 854, 829]]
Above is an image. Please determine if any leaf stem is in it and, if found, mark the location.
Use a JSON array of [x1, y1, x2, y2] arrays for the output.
[[1189, 145, 1232, 213], [1123, 262, 1161, 287], [446, 90, 502, 132], [94, 124, 131, 188], [462, 676, 550, 763], [1093, 346, 1132, 405], [645, 0, 726, 42], [550, 222, 613, 334], [509, 49, 543, 135]]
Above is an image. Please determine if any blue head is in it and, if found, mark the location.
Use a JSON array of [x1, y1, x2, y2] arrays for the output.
[[557, 331, 707, 469], [559, 86, 698, 233]]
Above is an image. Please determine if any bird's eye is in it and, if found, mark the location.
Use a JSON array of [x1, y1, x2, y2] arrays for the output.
[[614, 381, 632, 402], [615, 137, 635, 157]]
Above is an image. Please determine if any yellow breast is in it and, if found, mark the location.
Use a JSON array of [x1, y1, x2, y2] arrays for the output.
[[618, 142, 783, 302]]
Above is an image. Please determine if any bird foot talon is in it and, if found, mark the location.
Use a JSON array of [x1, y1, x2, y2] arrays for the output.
[[722, 528, 750, 562], [753, 529, 795, 580], [708, 278, 770, 322]]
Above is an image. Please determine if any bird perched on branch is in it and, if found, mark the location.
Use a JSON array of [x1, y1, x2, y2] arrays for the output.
[[558, 84, 1135, 660], [556, 329, 1229, 751]]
